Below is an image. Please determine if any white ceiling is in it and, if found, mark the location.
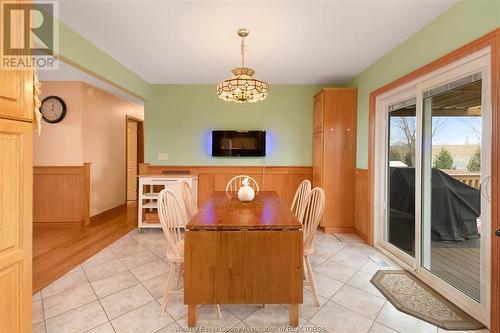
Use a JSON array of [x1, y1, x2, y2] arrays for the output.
[[54, 0, 456, 84]]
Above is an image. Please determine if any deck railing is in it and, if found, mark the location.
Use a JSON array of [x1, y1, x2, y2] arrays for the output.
[[450, 173, 481, 189]]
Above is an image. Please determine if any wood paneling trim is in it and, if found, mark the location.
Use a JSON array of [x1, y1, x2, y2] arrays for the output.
[[354, 168, 369, 242], [139, 164, 312, 207], [33, 164, 91, 227], [366, 29, 499, 330]]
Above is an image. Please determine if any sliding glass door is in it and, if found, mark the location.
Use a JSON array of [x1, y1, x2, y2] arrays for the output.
[[377, 50, 491, 324]]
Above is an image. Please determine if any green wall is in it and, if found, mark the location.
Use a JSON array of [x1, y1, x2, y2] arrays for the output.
[[348, 0, 500, 168], [57, 19, 151, 100], [145, 85, 322, 166]]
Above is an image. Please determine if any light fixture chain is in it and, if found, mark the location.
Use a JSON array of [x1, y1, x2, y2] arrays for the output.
[[240, 36, 245, 68]]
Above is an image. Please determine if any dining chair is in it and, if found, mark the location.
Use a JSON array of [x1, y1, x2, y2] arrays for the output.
[[291, 179, 311, 221], [157, 189, 221, 318], [225, 175, 260, 193], [302, 187, 325, 307], [181, 181, 198, 220]]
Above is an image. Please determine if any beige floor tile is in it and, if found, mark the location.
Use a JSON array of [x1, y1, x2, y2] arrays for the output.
[[45, 301, 108, 333], [223, 304, 262, 321], [143, 273, 169, 299], [331, 285, 385, 320], [156, 321, 186, 333], [83, 259, 128, 282], [42, 270, 88, 298], [81, 249, 118, 270], [313, 260, 357, 283], [130, 259, 170, 282], [109, 237, 148, 258], [306, 271, 344, 299], [347, 271, 385, 298], [91, 270, 139, 298], [32, 300, 44, 324], [376, 302, 438, 333], [178, 305, 240, 332], [33, 320, 46, 333], [310, 301, 373, 333], [308, 254, 328, 267], [87, 322, 115, 333], [283, 289, 328, 321], [312, 238, 347, 261], [157, 293, 187, 320], [243, 304, 305, 330], [100, 283, 154, 319], [342, 243, 378, 257], [67, 265, 83, 274], [43, 283, 97, 319], [328, 249, 369, 270], [120, 250, 159, 269], [359, 260, 383, 276], [111, 301, 174, 333], [32, 291, 42, 302], [149, 245, 168, 258], [369, 322, 398, 333]]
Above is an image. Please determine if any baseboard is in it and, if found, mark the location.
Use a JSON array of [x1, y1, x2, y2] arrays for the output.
[[33, 222, 82, 228], [90, 203, 128, 223], [323, 226, 356, 234]]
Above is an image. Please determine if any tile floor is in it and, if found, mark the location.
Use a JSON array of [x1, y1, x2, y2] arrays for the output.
[[32, 230, 490, 333]]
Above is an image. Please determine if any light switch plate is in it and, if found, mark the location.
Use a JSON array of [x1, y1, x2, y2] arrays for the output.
[[158, 152, 168, 160]]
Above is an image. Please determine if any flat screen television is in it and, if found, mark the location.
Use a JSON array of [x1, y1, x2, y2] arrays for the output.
[[212, 130, 266, 157]]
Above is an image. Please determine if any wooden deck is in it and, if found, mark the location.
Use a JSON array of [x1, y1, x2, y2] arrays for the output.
[[431, 243, 480, 301]]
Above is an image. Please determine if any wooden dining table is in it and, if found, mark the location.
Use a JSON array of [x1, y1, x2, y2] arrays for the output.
[[184, 191, 303, 327]]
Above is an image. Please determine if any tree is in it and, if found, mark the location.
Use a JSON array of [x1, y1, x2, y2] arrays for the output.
[[467, 148, 481, 172], [433, 148, 454, 169]]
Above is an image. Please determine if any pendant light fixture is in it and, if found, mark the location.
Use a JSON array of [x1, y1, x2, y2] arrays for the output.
[[216, 28, 269, 103]]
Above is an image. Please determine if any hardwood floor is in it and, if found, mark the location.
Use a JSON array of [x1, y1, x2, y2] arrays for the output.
[[33, 203, 137, 293]]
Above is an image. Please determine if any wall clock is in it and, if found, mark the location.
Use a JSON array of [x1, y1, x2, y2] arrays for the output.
[[40, 96, 67, 123]]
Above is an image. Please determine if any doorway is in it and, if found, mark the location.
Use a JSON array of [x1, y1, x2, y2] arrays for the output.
[[126, 116, 144, 203], [374, 49, 491, 325]]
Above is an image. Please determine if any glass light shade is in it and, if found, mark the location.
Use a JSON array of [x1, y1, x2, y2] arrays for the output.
[[216, 67, 269, 103]]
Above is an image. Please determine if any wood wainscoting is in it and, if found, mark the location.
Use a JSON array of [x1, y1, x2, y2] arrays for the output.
[[33, 164, 91, 227], [139, 163, 312, 207], [354, 168, 370, 244]]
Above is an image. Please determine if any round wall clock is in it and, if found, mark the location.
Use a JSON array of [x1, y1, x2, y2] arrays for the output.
[[40, 96, 67, 123]]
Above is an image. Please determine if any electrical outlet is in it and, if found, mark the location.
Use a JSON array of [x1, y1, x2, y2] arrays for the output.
[[158, 152, 168, 161]]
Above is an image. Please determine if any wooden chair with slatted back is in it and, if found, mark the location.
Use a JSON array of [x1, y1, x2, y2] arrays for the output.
[[181, 181, 198, 220], [291, 179, 311, 221], [301, 187, 325, 307], [157, 189, 221, 317], [225, 175, 260, 194]]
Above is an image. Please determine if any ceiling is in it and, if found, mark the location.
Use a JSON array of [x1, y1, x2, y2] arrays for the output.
[[37, 61, 144, 105], [53, 0, 456, 84]]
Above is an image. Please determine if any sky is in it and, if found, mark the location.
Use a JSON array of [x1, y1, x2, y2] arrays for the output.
[[389, 116, 482, 146]]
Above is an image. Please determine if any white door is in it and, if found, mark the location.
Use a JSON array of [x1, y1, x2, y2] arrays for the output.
[[375, 49, 491, 325]]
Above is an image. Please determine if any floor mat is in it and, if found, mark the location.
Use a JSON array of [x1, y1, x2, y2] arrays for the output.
[[371, 270, 484, 330]]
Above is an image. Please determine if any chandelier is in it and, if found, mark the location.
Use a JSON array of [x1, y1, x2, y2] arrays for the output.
[[216, 28, 269, 103]]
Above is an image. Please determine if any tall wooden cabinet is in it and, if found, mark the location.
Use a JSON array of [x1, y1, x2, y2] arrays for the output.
[[312, 88, 357, 233], [0, 0, 34, 330]]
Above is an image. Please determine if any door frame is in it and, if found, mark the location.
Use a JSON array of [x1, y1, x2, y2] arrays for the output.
[[374, 50, 491, 324], [125, 115, 144, 201], [367, 28, 499, 330]]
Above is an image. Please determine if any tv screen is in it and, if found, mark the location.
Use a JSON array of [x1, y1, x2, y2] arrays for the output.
[[212, 130, 266, 157]]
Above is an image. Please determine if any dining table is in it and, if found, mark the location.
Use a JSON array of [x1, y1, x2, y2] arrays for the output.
[[184, 191, 304, 327]]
